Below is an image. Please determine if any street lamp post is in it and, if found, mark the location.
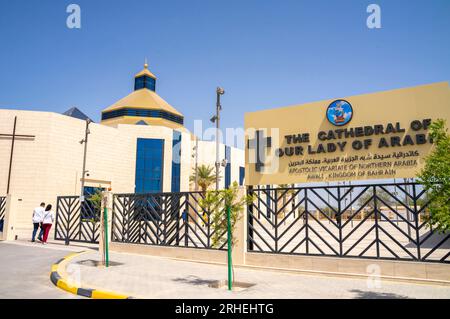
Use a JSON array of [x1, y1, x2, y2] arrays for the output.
[[192, 137, 199, 192], [192, 138, 199, 232], [210, 87, 231, 289], [79, 119, 92, 201], [211, 87, 225, 191]]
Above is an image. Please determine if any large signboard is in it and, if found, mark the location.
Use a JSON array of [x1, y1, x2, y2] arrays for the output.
[[245, 82, 450, 185]]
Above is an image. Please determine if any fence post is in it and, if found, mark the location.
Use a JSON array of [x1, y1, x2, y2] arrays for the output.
[[247, 186, 254, 251], [305, 188, 309, 254], [227, 205, 232, 291], [233, 187, 247, 266], [373, 186, 380, 258], [162, 195, 167, 245], [274, 188, 278, 253], [413, 184, 421, 260], [110, 193, 117, 243], [337, 186, 343, 257], [176, 195, 181, 246], [1, 195, 17, 241], [184, 194, 189, 247]]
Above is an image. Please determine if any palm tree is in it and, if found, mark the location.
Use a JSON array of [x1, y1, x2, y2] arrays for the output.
[[190, 164, 219, 192]]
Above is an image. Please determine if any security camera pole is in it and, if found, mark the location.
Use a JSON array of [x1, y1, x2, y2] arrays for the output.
[[80, 118, 92, 201], [211, 87, 225, 191], [211, 87, 232, 290]]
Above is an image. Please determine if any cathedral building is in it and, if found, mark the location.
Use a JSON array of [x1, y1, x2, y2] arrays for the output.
[[0, 63, 244, 239]]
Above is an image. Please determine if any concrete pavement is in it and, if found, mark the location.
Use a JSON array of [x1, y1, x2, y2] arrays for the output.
[[1, 240, 450, 299], [65, 250, 450, 299], [0, 241, 83, 299]]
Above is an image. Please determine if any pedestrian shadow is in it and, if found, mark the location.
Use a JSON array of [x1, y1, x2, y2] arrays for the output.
[[350, 289, 410, 299], [172, 275, 216, 286]]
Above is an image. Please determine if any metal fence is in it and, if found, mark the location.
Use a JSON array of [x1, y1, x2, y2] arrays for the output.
[[0, 196, 6, 222], [54, 196, 100, 244], [247, 182, 450, 263], [111, 191, 227, 250]]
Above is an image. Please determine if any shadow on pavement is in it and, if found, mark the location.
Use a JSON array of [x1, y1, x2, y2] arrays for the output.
[[172, 275, 216, 286], [350, 289, 410, 299], [76, 259, 124, 267]]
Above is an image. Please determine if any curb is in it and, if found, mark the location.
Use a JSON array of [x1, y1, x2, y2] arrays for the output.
[[50, 251, 132, 299]]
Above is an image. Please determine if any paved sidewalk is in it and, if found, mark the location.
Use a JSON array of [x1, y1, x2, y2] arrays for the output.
[[0, 242, 80, 298], [66, 251, 450, 299]]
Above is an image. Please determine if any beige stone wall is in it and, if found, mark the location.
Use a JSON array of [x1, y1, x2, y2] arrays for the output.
[[0, 110, 135, 238]]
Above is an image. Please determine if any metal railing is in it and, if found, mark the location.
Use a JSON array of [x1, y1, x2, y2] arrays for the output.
[[247, 182, 450, 263], [0, 196, 6, 226], [54, 195, 100, 244], [111, 191, 227, 250]]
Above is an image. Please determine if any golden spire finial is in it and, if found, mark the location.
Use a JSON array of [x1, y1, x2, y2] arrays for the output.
[[144, 58, 148, 69]]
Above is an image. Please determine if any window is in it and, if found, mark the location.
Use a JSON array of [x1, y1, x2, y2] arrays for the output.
[[101, 108, 184, 125], [171, 131, 182, 192], [239, 167, 245, 186], [134, 75, 156, 91], [134, 76, 145, 90], [135, 138, 164, 194]]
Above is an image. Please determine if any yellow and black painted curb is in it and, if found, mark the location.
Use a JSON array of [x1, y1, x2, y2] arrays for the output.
[[50, 251, 132, 299]]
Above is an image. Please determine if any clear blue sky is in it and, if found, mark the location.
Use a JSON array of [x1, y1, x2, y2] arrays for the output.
[[0, 0, 449, 141]]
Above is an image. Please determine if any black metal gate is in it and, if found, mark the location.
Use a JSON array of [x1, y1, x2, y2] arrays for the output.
[[247, 182, 450, 263], [0, 196, 6, 231], [0, 196, 6, 221], [112, 191, 227, 250], [54, 196, 100, 244]]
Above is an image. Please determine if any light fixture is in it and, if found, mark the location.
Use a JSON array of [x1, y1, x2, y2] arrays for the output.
[[217, 87, 225, 95], [221, 158, 228, 167]]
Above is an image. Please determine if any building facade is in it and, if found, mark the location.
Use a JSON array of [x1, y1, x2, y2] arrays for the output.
[[0, 63, 244, 239]]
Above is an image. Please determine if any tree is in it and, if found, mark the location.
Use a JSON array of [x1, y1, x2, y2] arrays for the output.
[[322, 206, 339, 219], [418, 119, 450, 233], [199, 182, 255, 282], [189, 164, 218, 192], [81, 188, 102, 223], [357, 187, 395, 209]]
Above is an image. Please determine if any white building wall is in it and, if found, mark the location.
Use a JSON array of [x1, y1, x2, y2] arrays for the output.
[[193, 140, 245, 190], [179, 132, 192, 192], [231, 147, 245, 186], [195, 140, 225, 189]]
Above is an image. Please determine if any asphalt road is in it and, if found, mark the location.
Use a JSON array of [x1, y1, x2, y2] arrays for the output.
[[0, 242, 79, 299]]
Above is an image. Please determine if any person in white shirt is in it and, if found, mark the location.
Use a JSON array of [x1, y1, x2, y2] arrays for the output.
[[41, 204, 55, 244], [32, 202, 45, 242]]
